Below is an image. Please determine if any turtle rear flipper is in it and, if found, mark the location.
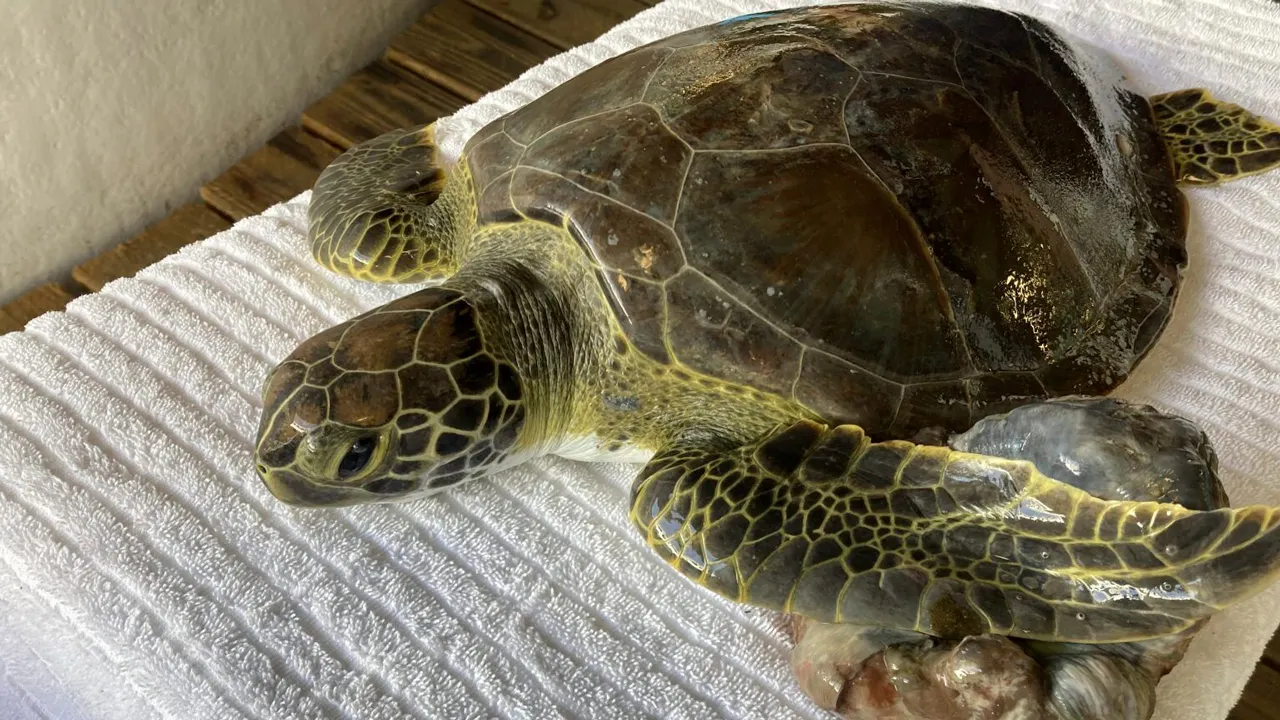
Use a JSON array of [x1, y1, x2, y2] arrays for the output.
[[789, 619, 1051, 719], [629, 419, 1280, 644], [1152, 88, 1280, 185]]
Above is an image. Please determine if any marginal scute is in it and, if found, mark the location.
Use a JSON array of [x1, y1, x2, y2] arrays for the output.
[[891, 380, 970, 439], [792, 351, 902, 436], [474, 170, 518, 226], [502, 45, 673, 144], [1036, 284, 1170, 395], [463, 128, 523, 200]]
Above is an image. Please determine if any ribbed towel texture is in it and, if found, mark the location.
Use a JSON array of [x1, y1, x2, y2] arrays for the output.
[[2, 0, 1279, 718]]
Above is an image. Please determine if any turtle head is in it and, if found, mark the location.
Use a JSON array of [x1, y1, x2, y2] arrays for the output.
[[253, 286, 529, 507]]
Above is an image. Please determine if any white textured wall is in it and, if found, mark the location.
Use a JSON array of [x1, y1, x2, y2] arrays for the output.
[[0, 0, 438, 303]]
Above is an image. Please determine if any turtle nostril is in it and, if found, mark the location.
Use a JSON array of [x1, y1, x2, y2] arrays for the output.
[[256, 463, 269, 475]]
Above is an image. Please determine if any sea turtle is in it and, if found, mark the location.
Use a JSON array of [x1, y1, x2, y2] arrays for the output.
[[254, 2, 1280, 717]]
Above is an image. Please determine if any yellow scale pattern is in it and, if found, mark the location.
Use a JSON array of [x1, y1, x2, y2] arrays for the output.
[[631, 419, 1280, 644], [1152, 88, 1280, 185]]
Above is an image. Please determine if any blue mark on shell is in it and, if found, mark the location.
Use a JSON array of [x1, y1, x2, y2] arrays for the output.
[[717, 10, 783, 25]]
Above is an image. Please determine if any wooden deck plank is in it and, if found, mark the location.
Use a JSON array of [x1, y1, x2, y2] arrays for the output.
[[464, 0, 650, 50], [387, 0, 560, 102], [302, 59, 469, 150], [200, 126, 342, 221], [1266, 625, 1280, 669], [0, 283, 76, 335], [1232, 661, 1280, 720], [72, 203, 231, 292]]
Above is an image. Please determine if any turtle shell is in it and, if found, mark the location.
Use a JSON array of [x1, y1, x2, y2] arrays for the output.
[[461, 2, 1188, 439]]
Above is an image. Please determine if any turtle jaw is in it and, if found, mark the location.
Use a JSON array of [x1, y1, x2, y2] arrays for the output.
[[258, 466, 428, 508], [259, 467, 366, 507]]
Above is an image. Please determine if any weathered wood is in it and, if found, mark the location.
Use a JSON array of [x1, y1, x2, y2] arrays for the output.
[[463, 0, 650, 50], [1232, 660, 1280, 720], [200, 126, 342, 221], [387, 0, 560, 102], [302, 60, 468, 150], [0, 283, 77, 335], [72, 203, 232, 292]]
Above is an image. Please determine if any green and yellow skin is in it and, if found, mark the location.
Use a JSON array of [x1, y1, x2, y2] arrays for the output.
[[254, 4, 1280, 718]]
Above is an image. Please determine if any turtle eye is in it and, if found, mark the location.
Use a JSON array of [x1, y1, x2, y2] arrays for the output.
[[338, 436, 378, 479]]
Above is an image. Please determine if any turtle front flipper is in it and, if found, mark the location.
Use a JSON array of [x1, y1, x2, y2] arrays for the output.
[[629, 420, 1280, 644], [308, 123, 468, 283], [1151, 88, 1280, 185]]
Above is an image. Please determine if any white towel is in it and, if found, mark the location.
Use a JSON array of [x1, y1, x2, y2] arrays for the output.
[[2, 0, 1279, 718]]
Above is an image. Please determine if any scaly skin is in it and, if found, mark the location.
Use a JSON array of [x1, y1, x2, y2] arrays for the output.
[[1152, 89, 1280, 185], [629, 418, 1280, 643]]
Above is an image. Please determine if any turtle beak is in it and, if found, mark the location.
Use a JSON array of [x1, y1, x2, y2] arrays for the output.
[[258, 467, 367, 508]]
